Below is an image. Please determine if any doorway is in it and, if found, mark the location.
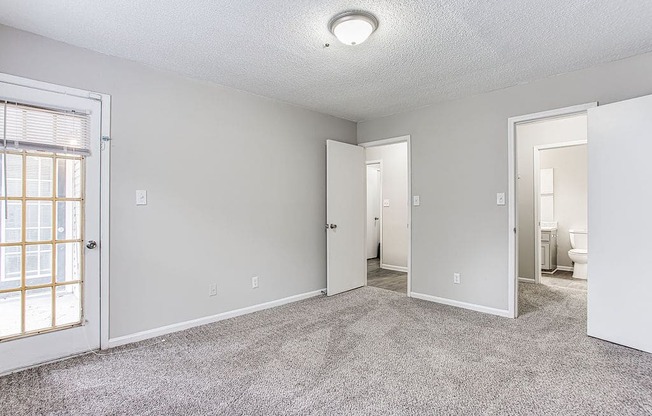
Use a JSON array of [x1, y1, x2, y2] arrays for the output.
[[325, 135, 412, 298], [361, 137, 410, 295], [0, 75, 109, 375], [508, 103, 595, 318]]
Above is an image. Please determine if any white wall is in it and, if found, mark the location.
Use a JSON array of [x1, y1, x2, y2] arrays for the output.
[[540, 145, 588, 268], [516, 115, 587, 279], [358, 52, 652, 312], [365, 143, 408, 270], [0, 25, 356, 338]]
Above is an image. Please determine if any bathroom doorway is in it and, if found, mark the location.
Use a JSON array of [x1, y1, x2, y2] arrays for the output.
[[534, 142, 588, 291], [508, 103, 595, 317], [360, 136, 411, 295]]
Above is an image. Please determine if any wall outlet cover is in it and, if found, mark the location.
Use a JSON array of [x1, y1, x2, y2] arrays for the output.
[[136, 190, 147, 206], [209, 283, 217, 297], [453, 273, 461, 284], [413, 195, 420, 206], [252, 276, 259, 289], [383, 199, 390, 207], [496, 193, 506, 206]]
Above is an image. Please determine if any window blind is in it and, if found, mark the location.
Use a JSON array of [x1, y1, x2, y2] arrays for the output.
[[1, 100, 91, 156]]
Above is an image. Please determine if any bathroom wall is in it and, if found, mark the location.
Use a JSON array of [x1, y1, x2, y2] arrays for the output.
[[365, 143, 408, 270], [516, 114, 587, 279], [540, 145, 588, 268]]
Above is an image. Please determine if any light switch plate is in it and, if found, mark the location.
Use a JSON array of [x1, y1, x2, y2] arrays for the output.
[[496, 193, 505, 206], [136, 190, 147, 206], [413, 196, 420, 206], [383, 199, 390, 207]]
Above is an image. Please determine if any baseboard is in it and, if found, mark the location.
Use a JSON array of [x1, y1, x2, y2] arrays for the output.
[[108, 289, 325, 349], [519, 277, 536, 283], [556, 266, 574, 272], [380, 263, 408, 273], [410, 292, 512, 318]]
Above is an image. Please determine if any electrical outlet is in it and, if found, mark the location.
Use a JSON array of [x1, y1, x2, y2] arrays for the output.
[[453, 273, 461, 284], [251, 276, 259, 289], [208, 283, 217, 297]]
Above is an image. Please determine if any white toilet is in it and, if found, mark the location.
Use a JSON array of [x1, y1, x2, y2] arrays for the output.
[[568, 229, 588, 279]]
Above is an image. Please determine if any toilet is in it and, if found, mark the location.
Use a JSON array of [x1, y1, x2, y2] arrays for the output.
[[568, 229, 588, 279]]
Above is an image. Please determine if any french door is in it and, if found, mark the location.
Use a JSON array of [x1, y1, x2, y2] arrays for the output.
[[0, 82, 101, 374]]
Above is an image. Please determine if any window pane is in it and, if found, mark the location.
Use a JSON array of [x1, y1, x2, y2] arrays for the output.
[[0, 246, 22, 291], [25, 201, 52, 242], [56, 242, 81, 283], [25, 244, 53, 287], [25, 287, 52, 332], [56, 201, 82, 240], [55, 284, 81, 326], [56, 158, 82, 198], [0, 153, 23, 197], [0, 201, 22, 243], [0, 291, 22, 338], [26, 156, 53, 197]]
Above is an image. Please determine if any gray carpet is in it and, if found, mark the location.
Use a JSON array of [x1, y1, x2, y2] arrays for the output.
[[2, 284, 652, 415]]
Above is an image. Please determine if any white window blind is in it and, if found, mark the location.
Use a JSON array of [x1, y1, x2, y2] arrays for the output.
[[1, 100, 91, 155]]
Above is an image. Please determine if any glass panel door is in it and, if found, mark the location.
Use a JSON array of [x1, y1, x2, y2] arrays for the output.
[[1, 151, 84, 340], [0, 79, 101, 375]]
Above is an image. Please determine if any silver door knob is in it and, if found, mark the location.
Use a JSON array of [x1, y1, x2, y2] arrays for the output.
[[330, 224, 337, 229], [86, 240, 97, 249]]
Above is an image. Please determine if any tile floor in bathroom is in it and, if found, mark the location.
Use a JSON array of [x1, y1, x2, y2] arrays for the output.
[[541, 270, 587, 290]]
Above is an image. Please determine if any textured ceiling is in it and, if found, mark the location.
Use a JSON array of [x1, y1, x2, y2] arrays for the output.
[[1, 1, 652, 121]]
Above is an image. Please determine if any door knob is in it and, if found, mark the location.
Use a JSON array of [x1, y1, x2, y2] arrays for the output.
[[86, 240, 97, 249], [374, 217, 379, 221], [330, 224, 337, 229]]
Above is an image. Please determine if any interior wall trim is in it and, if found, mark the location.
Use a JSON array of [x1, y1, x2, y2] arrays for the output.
[[410, 292, 512, 318], [108, 289, 325, 349], [380, 264, 408, 273]]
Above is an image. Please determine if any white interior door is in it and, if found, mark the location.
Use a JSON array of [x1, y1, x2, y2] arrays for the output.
[[587, 94, 652, 353], [366, 164, 381, 259], [326, 140, 365, 296], [0, 82, 101, 374]]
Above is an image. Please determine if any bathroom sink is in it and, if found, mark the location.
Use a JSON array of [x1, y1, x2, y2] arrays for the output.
[[541, 221, 558, 231]]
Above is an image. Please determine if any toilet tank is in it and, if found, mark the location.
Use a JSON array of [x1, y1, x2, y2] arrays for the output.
[[569, 229, 588, 249]]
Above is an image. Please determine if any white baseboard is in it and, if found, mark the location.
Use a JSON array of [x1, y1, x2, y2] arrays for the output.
[[108, 289, 325, 349], [556, 266, 574, 272], [519, 277, 536, 283], [381, 263, 408, 273], [410, 292, 512, 318]]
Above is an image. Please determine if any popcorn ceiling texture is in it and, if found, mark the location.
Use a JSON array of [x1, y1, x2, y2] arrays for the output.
[[1, 0, 652, 121]]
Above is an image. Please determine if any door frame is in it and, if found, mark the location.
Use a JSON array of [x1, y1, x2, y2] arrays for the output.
[[532, 140, 587, 284], [365, 160, 382, 262], [0, 73, 112, 351], [359, 135, 412, 296], [507, 103, 595, 318]]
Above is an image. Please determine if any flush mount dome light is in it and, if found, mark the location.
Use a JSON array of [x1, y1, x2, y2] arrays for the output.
[[329, 11, 378, 46]]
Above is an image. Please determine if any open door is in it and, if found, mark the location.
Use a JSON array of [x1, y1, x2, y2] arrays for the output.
[[587, 94, 652, 353], [326, 140, 365, 296]]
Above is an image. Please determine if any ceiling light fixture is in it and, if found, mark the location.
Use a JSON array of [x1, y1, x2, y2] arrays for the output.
[[329, 11, 378, 46]]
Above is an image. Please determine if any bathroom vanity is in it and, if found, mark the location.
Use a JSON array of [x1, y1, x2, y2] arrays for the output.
[[541, 228, 558, 272]]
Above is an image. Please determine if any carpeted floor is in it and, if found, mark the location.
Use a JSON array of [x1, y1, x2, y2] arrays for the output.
[[2, 284, 651, 415]]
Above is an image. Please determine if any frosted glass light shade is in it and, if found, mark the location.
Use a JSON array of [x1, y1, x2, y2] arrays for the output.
[[330, 12, 378, 46]]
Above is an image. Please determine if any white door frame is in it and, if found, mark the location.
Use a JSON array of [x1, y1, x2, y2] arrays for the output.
[[0, 73, 111, 351], [507, 103, 595, 318], [532, 140, 587, 284], [359, 135, 412, 296], [365, 160, 383, 262]]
